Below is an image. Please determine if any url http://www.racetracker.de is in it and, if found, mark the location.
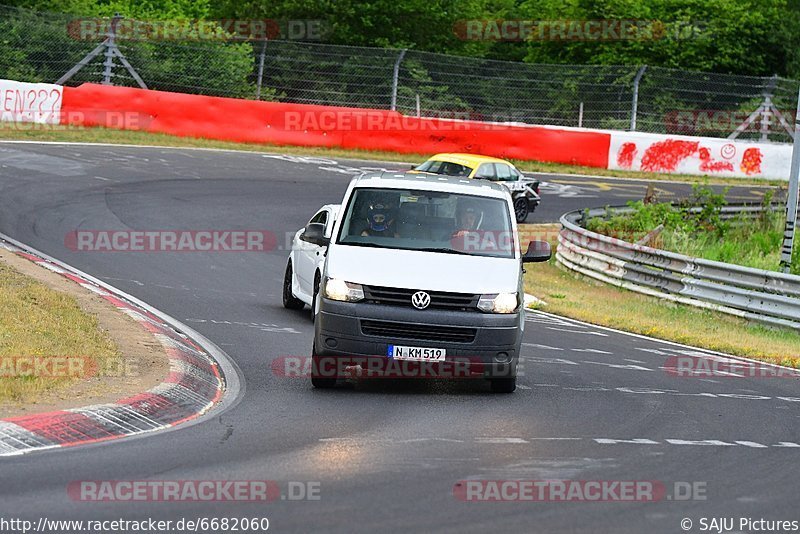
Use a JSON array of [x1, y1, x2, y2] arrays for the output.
[[0, 517, 272, 533]]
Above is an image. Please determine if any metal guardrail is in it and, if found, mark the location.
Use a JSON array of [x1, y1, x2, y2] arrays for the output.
[[557, 205, 800, 330]]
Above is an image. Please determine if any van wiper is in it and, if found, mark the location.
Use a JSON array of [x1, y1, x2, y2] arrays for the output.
[[416, 247, 470, 255]]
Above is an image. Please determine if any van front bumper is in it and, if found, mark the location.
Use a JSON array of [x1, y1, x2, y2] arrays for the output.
[[313, 298, 523, 379]]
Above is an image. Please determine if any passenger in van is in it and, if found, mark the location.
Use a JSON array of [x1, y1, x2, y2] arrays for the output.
[[361, 203, 399, 237], [452, 205, 481, 238]]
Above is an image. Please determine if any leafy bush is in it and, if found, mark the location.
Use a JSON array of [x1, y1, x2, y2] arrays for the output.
[[586, 185, 799, 275]]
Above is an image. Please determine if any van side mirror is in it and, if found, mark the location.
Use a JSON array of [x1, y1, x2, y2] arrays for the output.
[[301, 222, 329, 247], [522, 240, 551, 263]]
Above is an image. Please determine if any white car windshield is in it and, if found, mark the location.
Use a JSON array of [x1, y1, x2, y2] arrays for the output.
[[336, 187, 515, 259]]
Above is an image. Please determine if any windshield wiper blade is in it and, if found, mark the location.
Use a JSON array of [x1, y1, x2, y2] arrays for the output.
[[416, 247, 470, 255]]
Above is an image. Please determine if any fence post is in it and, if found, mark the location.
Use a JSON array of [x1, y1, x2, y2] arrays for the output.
[[578, 101, 584, 128], [390, 49, 407, 111], [630, 65, 647, 131], [256, 40, 267, 100], [57, 13, 146, 88], [781, 85, 800, 273], [101, 14, 121, 85]]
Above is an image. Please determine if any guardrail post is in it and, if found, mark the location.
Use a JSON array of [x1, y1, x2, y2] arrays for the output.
[[630, 65, 647, 131], [390, 49, 407, 111], [781, 86, 800, 273]]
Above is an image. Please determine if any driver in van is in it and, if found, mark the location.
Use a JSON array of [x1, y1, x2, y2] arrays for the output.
[[361, 203, 398, 237]]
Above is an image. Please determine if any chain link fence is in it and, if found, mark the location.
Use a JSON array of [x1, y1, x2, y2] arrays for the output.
[[1, 3, 798, 143]]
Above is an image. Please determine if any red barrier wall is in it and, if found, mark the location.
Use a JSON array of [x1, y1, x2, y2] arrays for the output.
[[62, 83, 611, 167]]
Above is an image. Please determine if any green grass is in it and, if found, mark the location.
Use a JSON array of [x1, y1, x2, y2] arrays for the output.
[[0, 123, 785, 186], [0, 261, 120, 403], [662, 216, 796, 272]]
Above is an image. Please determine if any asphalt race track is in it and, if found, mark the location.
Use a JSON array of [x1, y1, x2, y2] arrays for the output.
[[0, 141, 796, 533]]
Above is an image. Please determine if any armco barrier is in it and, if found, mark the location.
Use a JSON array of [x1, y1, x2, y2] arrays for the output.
[[557, 205, 800, 330], [0, 77, 793, 179], [59, 83, 611, 167]]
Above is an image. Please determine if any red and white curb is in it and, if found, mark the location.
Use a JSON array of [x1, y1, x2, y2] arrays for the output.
[[0, 234, 240, 456]]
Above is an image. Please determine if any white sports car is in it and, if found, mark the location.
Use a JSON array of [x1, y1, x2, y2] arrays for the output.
[[282, 204, 340, 314]]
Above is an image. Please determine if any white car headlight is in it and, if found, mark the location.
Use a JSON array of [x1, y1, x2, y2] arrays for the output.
[[324, 278, 364, 302], [477, 292, 519, 314]]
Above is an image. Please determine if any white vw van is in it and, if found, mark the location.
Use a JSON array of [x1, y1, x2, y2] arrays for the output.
[[299, 172, 550, 392]]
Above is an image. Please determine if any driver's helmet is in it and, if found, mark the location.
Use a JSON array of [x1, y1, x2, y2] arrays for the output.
[[457, 204, 481, 230], [367, 203, 394, 232]]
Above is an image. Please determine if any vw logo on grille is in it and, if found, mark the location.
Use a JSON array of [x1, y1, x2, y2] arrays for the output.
[[411, 291, 431, 310]]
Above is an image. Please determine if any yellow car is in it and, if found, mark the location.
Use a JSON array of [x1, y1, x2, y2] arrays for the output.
[[410, 153, 540, 222]]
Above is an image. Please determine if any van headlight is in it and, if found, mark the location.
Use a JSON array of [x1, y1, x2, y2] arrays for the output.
[[324, 277, 364, 302], [477, 292, 519, 314]]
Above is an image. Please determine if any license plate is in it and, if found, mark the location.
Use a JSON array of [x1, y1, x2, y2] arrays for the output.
[[389, 344, 446, 361]]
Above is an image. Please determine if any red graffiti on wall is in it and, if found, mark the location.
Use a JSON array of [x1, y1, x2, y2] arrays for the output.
[[740, 147, 763, 175], [639, 139, 699, 172], [616, 142, 637, 169], [698, 147, 734, 172]]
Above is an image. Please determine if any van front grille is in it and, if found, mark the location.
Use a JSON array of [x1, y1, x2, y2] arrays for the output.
[[361, 320, 476, 343], [363, 285, 478, 311]]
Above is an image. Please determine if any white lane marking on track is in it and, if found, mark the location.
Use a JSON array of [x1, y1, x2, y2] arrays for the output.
[[735, 441, 769, 448], [635, 348, 671, 355], [476, 437, 530, 444], [594, 438, 660, 445], [665, 439, 737, 446], [527, 316, 587, 327], [524, 357, 578, 366], [538, 181, 597, 199], [545, 327, 607, 336], [532, 310, 800, 376], [528, 382, 797, 403], [523, 343, 564, 351], [317, 436, 800, 449], [571, 348, 613, 354], [185, 318, 300, 334], [527, 438, 583, 441], [584, 361, 654, 371], [517, 384, 532, 390]]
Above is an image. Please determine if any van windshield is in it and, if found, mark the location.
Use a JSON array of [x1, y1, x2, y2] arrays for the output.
[[336, 187, 515, 259]]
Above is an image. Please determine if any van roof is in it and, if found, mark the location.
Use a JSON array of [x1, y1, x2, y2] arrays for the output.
[[353, 171, 509, 199]]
